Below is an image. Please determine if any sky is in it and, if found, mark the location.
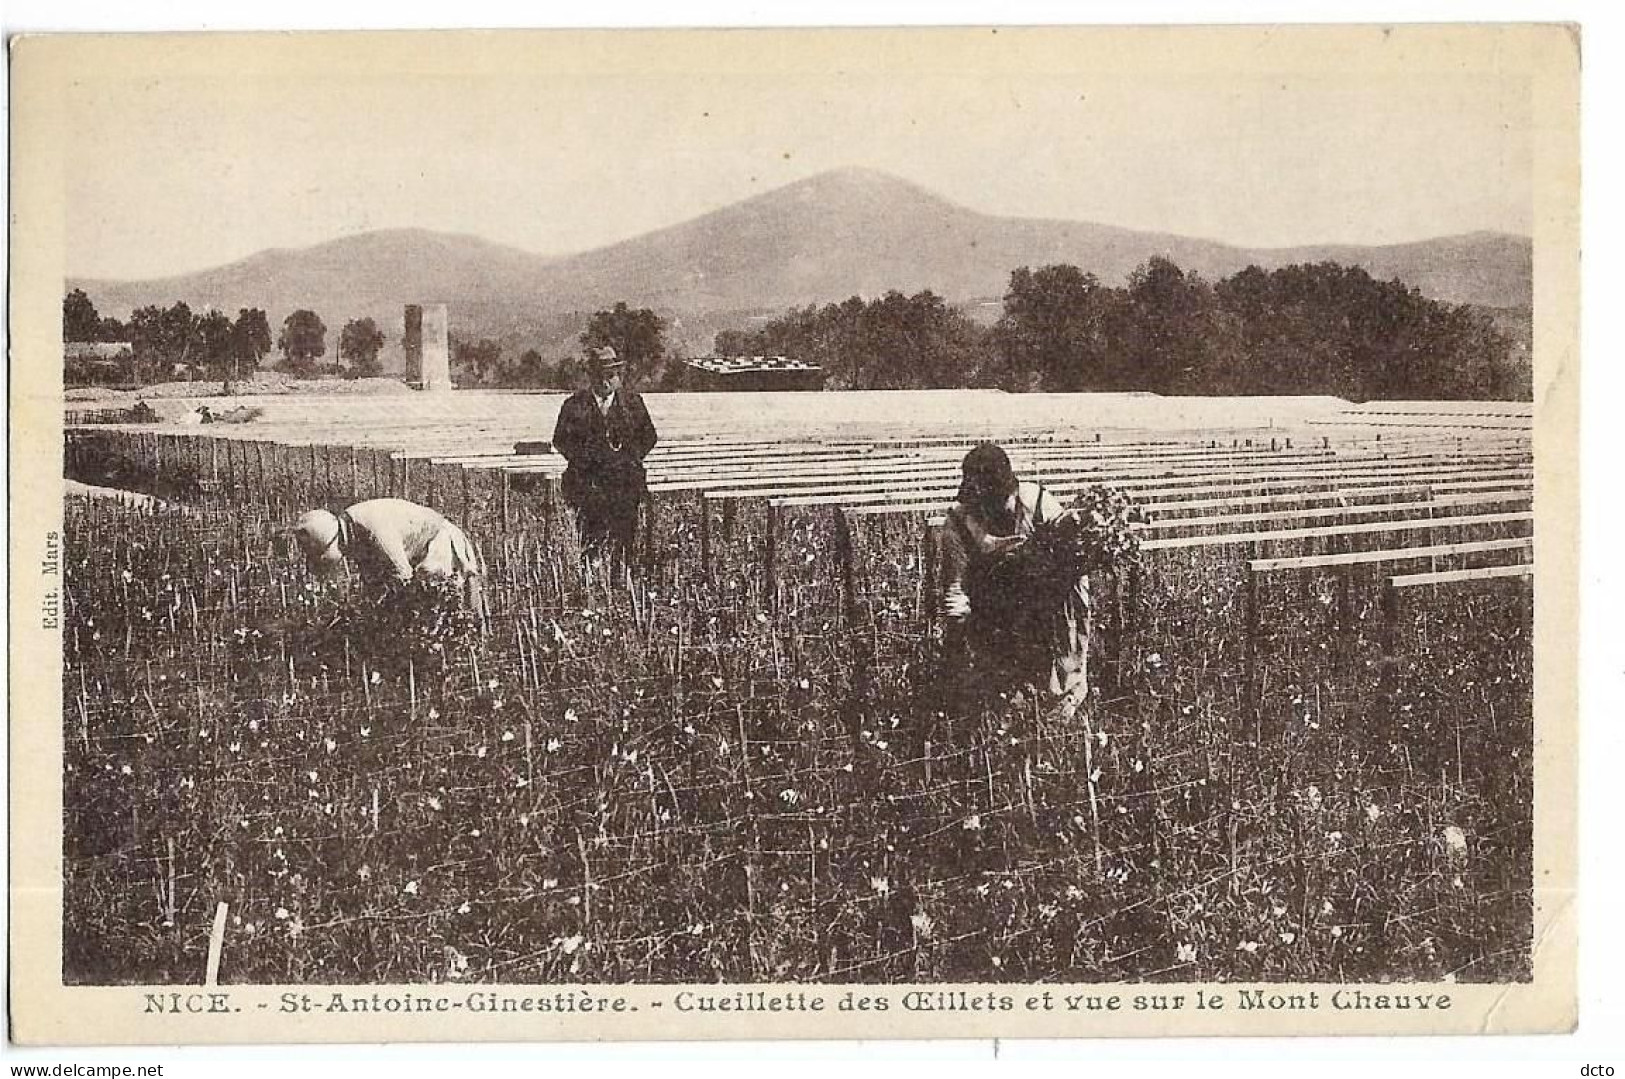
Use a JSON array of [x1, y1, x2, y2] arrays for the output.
[[49, 28, 1537, 281]]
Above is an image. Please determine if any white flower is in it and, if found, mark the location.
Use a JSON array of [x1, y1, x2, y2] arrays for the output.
[[1237, 940, 1260, 954], [501, 731, 515, 742], [1443, 826, 1469, 854], [1365, 804, 1382, 823], [427, 796, 442, 811], [369, 670, 381, 685], [910, 912, 934, 938], [403, 880, 419, 895], [457, 902, 472, 915], [274, 907, 290, 920], [1176, 942, 1197, 963], [961, 814, 982, 831], [869, 876, 890, 896], [547, 739, 562, 752]]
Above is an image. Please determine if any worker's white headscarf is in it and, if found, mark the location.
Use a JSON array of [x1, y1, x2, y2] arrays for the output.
[[292, 509, 345, 571]]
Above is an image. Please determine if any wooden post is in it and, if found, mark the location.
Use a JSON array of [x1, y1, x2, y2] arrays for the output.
[[542, 474, 559, 545], [205, 901, 229, 986], [831, 507, 857, 627], [1244, 547, 1261, 745], [1378, 579, 1401, 732], [699, 496, 712, 571], [643, 493, 659, 570], [920, 517, 940, 627], [764, 501, 780, 611]]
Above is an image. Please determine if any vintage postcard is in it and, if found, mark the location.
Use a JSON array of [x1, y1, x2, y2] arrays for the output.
[[8, 24, 1579, 1045]]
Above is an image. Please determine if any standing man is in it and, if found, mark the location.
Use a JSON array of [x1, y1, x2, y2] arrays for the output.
[[551, 345, 659, 567]]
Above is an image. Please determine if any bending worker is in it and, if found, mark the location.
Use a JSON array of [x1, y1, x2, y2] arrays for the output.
[[551, 345, 659, 567], [940, 442, 1091, 705], [291, 498, 485, 615]]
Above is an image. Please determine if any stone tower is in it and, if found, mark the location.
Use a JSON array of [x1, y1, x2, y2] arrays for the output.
[[403, 303, 451, 391]]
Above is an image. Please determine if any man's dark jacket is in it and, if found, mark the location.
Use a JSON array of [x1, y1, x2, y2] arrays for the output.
[[551, 390, 659, 507]]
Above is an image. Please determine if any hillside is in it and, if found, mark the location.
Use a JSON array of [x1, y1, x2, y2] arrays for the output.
[[70, 168, 1532, 364]]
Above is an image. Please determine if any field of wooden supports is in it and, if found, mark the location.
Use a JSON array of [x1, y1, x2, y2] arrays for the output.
[[61, 392, 1534, 986]]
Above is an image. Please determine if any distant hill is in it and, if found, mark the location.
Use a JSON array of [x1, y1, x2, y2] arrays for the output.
[[71, 168, 1532, 365]]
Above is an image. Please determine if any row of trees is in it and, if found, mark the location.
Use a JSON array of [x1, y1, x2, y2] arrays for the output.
[[715, 290, 993, 390], [449, 302, 683, 390], [64, 290, 387, 387], [66, 256, 1527, 400], [716, 258, 1527, 400]]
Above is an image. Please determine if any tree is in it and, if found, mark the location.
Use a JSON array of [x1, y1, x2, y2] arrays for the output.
[[511, 348, 551, 388], [63, 289, 101, 343], [230, 308, 273, 388], [126, 305, 167, 383], [277, 310, 328, 375], [98, 315, 127, 343], [339, 317, 386, 378], [713, 329, 754, 357], [195, 309, 235, 383], [450, 336, 503, 387], [993, 265, 1117, 391], [157, 302, 201, 379], [716, 291, 992, 390], [581, 302, 667, 376], [1108, 257, 1246, 395]]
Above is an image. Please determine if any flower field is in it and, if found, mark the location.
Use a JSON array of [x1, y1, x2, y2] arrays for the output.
[[61, 406, 1535, 986]]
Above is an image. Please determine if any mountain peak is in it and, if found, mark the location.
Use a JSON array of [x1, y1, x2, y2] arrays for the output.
[[743, 167, 963, 215]]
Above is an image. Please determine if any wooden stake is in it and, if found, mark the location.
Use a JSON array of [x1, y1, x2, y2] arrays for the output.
[[577, 830, 594, 925], [205, 902, 229, 985]]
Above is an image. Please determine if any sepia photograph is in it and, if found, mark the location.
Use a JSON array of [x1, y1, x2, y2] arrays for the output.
[[7, 21, 1580, 1044]]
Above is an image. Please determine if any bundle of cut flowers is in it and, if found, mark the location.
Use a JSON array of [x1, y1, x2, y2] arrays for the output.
[[1030, 485, 1149, 579]]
